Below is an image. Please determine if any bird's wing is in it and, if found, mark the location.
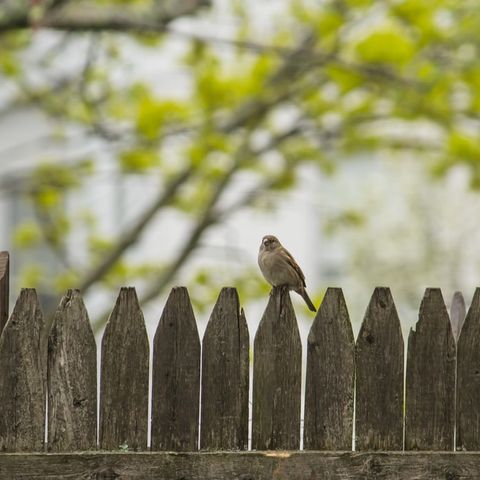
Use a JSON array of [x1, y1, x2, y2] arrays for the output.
[[282, 248, 307, 288]]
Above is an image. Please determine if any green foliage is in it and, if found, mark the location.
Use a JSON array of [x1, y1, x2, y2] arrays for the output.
[[354, 24, 415, 66], [2, 0, 480, 315], [119, 148, 160, 172], [13, 223, 42, 248]]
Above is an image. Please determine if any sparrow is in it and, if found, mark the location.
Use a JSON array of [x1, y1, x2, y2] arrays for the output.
[[258, 234, 316, 312]]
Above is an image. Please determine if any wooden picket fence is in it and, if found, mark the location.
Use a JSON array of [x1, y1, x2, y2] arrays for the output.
[[1, 251, 480, 479]]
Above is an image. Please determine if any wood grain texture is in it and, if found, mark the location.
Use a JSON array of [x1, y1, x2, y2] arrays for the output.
[[304, 287, 354, 450], [0, 251, 9, 334], [2, 452, 480, 479], [355, 287, 404, 450], [0, 289, 45, 452], [450, 291, 466, 342], [252, 286, 302, 450], [47, 289, 97, 451], [99, 288, 149, 451], [457, 288, 480, 451], [405, 288, 456, 451], [151, 287, 200, 451], [201, 288, 249, 450]]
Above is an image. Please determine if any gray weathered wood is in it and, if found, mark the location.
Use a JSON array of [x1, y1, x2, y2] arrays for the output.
[[201, 288, 249, 450], [450, 291, 466, 342], [355, 287, 404, 450], [304, 287, 354, 450], [457, 288, 480, 451], [2, 452, 480, 479], [0, 289, 45, 452], [405, 288, 456, 450], [151, 287, 200, 451], [99, 288, 149, 451], [252, 286, 302, 450], [0, 251, 9, 334], [47, 289, 97, 451]]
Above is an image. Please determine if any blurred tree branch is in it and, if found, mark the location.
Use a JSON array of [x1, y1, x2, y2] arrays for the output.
[[0, 1, 211, 34]]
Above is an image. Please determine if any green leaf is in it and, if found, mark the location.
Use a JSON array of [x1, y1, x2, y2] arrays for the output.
[[19, 265, 43, 288], [119, 148, 160, 172], [0, 52, 20, 77], [136, 97, 190, 140], [448, 131, 480, 163], [355, 24, 415, 65], [13, 223, 42, 248], [54, 271, 80, 291]]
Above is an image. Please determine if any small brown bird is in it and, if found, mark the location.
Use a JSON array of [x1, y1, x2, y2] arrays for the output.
[[258, 234, 316, 312]]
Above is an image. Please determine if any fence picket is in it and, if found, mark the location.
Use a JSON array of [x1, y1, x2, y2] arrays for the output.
[[48, 289, 97, 451], [151, 287, 200, 451], [457, 288, 480, 450], [201, 288, 249, 450], [99, 288, 149, 451], [405, 288, 455, 450], [0, 289, 45, 451], [355, 287, 404, 450], [0, 251, 9, 333], [252, 287, 302, 450], [450, 291, 466, 343], [304, 288, 354, 450]]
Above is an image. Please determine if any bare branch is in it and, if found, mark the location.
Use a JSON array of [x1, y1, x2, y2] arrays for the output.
[[79, 165, 194, 293], [0, 1, 211, 34]]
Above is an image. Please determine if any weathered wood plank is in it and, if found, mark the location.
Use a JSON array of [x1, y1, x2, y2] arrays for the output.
[[99, 288, 149, 451], [151, 287, 200, 451], [0, 251, 9, 334], [0, 289, 46, 452], [405, 288, 456, 450], [304, 287, 354, 450], [252, 286, 302, 450], [450, 291, 466, 342], [355, 287, 404, 450], [201, 288, 249, 450], [457, 288, 480, 451], [1, 452, 480, 479], [47, 289, 97, 451]]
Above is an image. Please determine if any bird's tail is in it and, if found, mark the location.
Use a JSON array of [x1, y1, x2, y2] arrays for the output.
[[298, 288, 316, 312]]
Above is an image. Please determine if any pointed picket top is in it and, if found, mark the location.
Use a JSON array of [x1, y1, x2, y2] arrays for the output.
[[0, 288, 46, 451], [100, 287, 149, 451], [48, 289, 97, 451], [0, 251, 9, 334], [201, 287, 249, 450], [457, 288, 480, 450], [355, 287, 404, 450], [304, 287, 354, 450], [252, 286, 302, 450], [405, 288, 455, 450], [450, 291, 466, 343], [151, 287, 200, 451]]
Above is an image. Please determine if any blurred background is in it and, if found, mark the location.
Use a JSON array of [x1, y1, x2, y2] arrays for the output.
[[1, 0, 480, 342]]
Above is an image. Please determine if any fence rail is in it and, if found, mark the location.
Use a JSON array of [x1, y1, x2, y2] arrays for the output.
[[1, 251, 480, 479]]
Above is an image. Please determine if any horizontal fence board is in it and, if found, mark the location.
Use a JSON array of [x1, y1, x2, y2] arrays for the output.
[[405, 288, 456, 451], [151, 287, 201, 451], [304, 287, 354, 450], [355, 287, 404, 450], [252, 287, 302, 450], [0, 289, 46, 452], [457, 288, 480, 451], [1, 452, 480, 479], [47, 289, 97, 452], [0, 251, 8, 334], [100, 288, 149, 451], [201, 288, 249, 450]]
